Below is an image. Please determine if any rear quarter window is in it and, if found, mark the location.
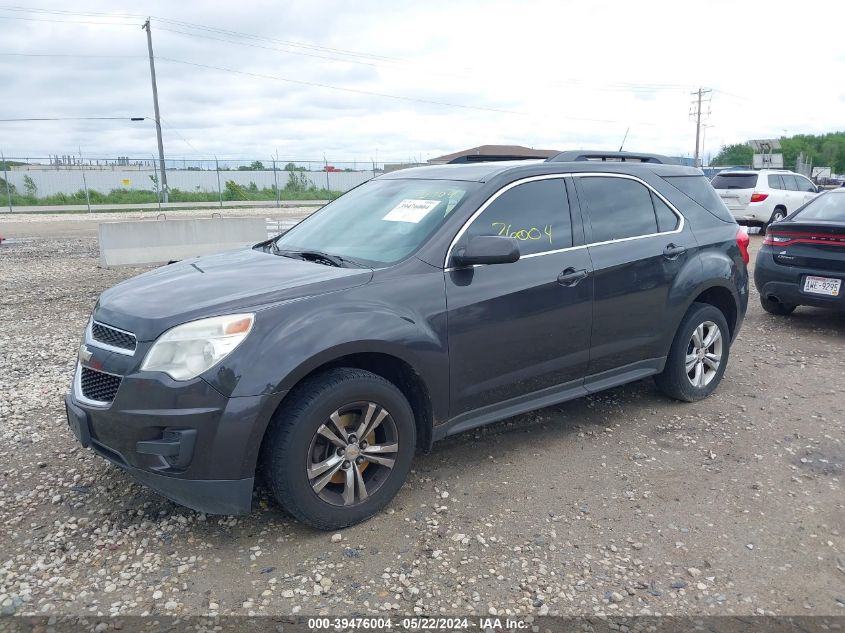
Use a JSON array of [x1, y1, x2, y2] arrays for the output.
[[711, 173, 758, 189], [661, 175, 736, 223], [795, 193, 845, 222]]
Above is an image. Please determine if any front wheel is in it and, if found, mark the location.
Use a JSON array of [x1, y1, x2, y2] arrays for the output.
[[654, 303, 731, 402], [261, 368, 416, 530]]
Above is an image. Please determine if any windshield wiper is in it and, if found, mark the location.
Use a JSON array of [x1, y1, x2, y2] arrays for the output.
[[273, 247, 366, 268]]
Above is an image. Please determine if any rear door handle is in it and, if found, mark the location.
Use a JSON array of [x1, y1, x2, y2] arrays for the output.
[[557, 267, 588, 286], [662, 243, 687, 260]]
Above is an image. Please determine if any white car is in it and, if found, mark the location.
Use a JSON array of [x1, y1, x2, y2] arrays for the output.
[[711, 169, 820, 229]]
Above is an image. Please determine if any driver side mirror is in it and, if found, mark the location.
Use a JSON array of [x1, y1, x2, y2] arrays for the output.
[[452, 235, 520, 267]]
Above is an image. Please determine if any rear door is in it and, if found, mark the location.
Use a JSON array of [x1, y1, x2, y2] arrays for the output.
[[780, 174, 802, 211], [445, 176, 593, 417], [573, 174, 697, 379], [712, 173, 759, 215]]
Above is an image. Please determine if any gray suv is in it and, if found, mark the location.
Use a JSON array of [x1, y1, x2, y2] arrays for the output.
[[66, 151, 749, 529]]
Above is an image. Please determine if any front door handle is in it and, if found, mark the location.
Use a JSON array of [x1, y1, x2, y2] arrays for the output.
[[662, 243, 687, 260], [557, 267, 588, 286]]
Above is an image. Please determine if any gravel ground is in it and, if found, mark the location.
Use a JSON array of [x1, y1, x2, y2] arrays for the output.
[[0, 233, 843, 620]]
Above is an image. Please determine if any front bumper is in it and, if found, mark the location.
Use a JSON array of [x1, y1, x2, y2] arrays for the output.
[[66, 363, 285, 515]]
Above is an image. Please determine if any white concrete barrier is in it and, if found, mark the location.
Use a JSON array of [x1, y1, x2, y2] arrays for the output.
[[98, 217, 268, 267]]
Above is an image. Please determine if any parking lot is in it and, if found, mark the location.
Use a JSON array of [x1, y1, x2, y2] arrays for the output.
[[1, 217, 843, 618]]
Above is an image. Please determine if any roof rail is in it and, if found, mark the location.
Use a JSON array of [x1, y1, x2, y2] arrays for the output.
[[446, 154, 545, 164], [546, 151, 676, 165]]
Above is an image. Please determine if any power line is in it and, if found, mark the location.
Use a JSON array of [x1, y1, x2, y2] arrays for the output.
[[0, 116, 143, 121], [154, 25, 693, 95], [0, 52, 143, 59], [0, 14, 137, 26], [0, 6, 699, 95], [155, 56, 526, 115]]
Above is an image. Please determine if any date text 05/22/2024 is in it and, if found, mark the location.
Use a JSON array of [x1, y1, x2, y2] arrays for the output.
[[306, 617, 531, 630]]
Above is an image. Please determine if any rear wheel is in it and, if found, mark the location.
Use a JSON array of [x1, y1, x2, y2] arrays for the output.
[[655, 303, 731, 402], [760, 295, 796, 315], [261, 368, 416, 530], [763, 207, 787, 234]]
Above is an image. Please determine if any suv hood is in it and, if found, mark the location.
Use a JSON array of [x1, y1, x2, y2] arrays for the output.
[[94, 247, 373, 341]]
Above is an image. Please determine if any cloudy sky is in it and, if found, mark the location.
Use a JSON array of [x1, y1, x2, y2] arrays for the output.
[[2, 0, 843, 165]]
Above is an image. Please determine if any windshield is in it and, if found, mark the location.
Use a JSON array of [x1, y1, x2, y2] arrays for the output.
[[794, 193, 845, 222], [274, 178, 476, 265]]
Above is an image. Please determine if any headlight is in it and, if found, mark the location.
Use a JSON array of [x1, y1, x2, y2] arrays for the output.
[[141, 313, 254, 381]]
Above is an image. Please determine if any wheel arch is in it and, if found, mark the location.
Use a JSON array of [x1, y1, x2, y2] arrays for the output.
[[254, 347, 436, 482], [690, 285, 739, 340]]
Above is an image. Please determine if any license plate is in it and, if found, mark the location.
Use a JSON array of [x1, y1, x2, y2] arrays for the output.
[[803, 275, 841, 296]]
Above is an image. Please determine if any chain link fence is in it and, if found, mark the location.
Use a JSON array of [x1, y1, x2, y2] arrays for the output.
[[0, 156, 405, 212]]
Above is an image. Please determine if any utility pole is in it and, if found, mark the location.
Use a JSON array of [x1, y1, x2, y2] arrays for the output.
[[690, 88, 712, 168], [143, 19, 168, 203]]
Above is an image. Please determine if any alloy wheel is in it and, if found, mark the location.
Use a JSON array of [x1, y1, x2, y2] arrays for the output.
[[306, 401, 399, 507], [685, 321, 723, 388]]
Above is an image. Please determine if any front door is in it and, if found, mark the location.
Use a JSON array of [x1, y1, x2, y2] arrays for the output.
[[445, 177, 593, 418]]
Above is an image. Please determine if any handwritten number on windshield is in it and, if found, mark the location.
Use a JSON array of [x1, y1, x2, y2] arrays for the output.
[[491, 222, 552, 244]]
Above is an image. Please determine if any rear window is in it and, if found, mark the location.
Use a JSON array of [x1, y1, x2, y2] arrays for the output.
[[711, 173, 758, 189], [661, 175, 735, 223], [794, 193, 845, 222]]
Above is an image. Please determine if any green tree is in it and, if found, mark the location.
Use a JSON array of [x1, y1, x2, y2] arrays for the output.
[[284, 162, 305, 172], [285, 171, 314, 193], [0, 176, 16, 197], [711, 143, 753, 166], [237, 160, 265, 171], [23, 175, 37, 198]]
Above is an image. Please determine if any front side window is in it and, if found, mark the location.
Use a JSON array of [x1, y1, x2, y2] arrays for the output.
[[579, 176, 661, 242], [275, 178, 476, 265], [795, 176, 816, 192], [464, 178, 572, 255]]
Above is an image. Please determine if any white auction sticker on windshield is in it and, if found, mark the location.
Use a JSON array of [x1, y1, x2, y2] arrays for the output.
[[382, 199, 441, 223]]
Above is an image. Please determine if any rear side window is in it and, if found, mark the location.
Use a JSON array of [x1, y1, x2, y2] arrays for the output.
[[781, 174, 799, 191], [661, 175, 735, 223], [768, 175, 784, 189], [466, 179, 572, 255], [711, 173, 758, 189], [578, 176, 658, 242]]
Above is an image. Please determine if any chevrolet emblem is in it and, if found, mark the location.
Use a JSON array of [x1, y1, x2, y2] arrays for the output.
[[78, 344, 93, 363]]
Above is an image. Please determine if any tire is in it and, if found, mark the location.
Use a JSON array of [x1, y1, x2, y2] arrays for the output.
[[763, 207, 787, 234], [261, 368, 416, 530], [654, 303, 731, 402], [760, 295, 796, 316]]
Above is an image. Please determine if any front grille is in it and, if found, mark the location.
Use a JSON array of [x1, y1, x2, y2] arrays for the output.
[[80, 367, 122, 403], [92, 322, 136, 352]]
